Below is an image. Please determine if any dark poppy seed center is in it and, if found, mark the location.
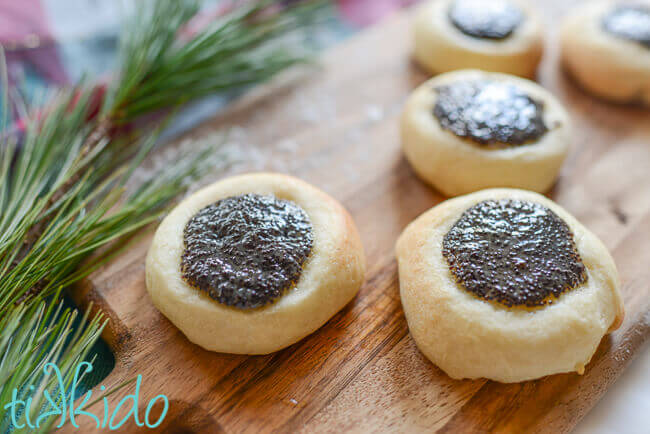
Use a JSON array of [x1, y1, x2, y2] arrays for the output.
[[442, 199, 587, 307], [602, 5, 650, 48], [181, 193, 313, 310], [448, 0, 523, 40], [433, 79, 548, 146]]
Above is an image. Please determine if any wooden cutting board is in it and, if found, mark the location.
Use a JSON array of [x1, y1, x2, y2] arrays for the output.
[[68, 1, 650, 432]]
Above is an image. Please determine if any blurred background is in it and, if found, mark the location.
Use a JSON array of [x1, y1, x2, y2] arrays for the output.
[[0, 0, 415, 101]]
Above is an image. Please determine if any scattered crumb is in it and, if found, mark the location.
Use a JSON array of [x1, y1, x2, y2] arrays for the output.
[[365, 104, 384, 123], [276, 138, 299, 154], [610, 204, 628, 225]]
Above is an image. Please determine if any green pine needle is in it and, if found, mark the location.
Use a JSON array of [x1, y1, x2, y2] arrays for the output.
[[0, 94, 228, 430], [0, 292, 107, 433], [105, 0, 323, 123]]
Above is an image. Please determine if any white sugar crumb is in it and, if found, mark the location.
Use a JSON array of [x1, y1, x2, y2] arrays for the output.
[[344, 127, 363, 144], [128, 128, 247, 197], [182, 125, 301, 178], [127, 65, 403, 198], [289, 398, 299, 405], [365, 104, 384, 123], [276, 138, 299, 154], [294, 90, 338, 124]]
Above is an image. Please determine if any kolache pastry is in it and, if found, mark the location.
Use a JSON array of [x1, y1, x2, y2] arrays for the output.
[[413, 0, 543, 78], [396, 188, 624, 383], [561, 1, 650, 105], [401, 69, 571, 197], [145, 173, 366, 355]]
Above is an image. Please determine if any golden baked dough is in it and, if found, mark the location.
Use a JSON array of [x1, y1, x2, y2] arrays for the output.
[[560, 1, 650, 105], [401, 70, 571, 197], [146, 173, 366, 354], [396, 188, 624, 383], [413, 0, 543, 78]]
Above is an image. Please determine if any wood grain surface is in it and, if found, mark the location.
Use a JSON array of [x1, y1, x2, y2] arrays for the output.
[[68, 2, 650, 432]]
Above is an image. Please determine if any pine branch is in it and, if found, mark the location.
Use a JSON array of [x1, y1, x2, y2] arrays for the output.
[[0, 96, 229, 428], [0, 0, 319, 430], [12, 0, 322, 269], [105, 0, 322, 123], [0, 292, 106, 433]]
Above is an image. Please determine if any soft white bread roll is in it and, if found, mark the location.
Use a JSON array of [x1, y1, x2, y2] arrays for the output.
[[560, 1, 650, 105], [396, 188, 624, 383], [146, 173, 366, 355], [413, 0, 543, 78], [401, 70, 571, 197]]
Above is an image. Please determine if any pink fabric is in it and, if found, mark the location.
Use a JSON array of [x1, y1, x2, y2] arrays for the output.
[[337, 0, 417, 26], [0, 0, 67, 85], [0, 0, 49, 41]]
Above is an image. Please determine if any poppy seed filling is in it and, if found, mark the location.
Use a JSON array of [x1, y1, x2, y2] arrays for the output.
[[448, 0, 523, 40], [433, 79, 548, 146], [442, 199, 587, 307], [181, 193, 313, 309], [602, 5, 650, 48]]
